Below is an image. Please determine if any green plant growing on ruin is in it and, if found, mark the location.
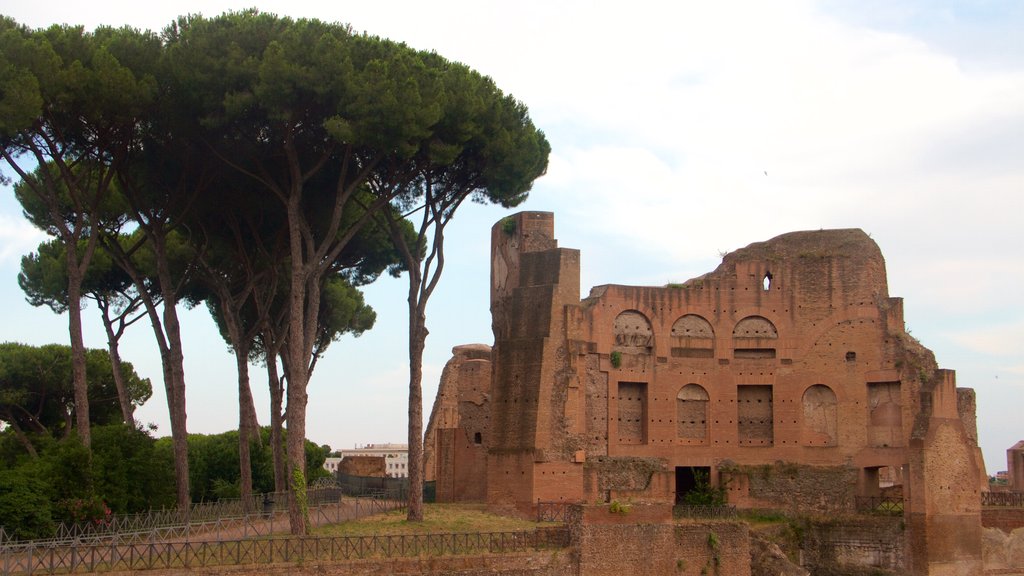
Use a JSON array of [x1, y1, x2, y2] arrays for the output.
[[610, 351, 622, 368], [501, 216, 517, 235], [683, 468, 728, 506], [609, 499, 631, 515], [702, 530, 721, 575]]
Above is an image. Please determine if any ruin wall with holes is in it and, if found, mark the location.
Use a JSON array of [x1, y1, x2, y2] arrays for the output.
[[426, 211, 987, 572]]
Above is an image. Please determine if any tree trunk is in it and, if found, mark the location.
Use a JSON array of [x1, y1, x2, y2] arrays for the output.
[[406, 314, 427, 522], [162, 306, 190, 511], [65, 245, 91, 449], [267, 353, 288, 493], [285, 361, 309, 534], [100, 308, 136, 426], [151, 231, 192, 511], [284, 192, 312, 535], [235, 346, 259, 507]]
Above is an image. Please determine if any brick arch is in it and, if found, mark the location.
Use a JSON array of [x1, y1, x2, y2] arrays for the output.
[[677, 384, 709, 440], [733, 315, 778, 338], [671, 314, 714, 338], [613, 310, 653, 353], [802, 384, 837, 446]]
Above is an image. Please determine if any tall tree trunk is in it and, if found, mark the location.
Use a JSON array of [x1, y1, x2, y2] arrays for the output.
[[219, 298, 260, 507], [159, 274, 191, 511], [110, 229, 192, 511], [406, 302, 427, 522], [235, 345, 259, 507], [284, 193, 312, 535], [267, 353, 288, 493], [100, 308, 136, 426], [65, 260, 91, 449]]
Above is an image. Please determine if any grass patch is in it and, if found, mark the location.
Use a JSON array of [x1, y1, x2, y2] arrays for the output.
[[315, 504, 542, 537]]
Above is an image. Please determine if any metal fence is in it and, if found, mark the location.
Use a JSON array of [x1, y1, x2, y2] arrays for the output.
[[673, 505, 739, 519], [0, 480, 402, 548], [0, 526, 569, 575], [982, 491, 1024, 507], [854, 496, 904, 515], [536, 501, 572, 523]]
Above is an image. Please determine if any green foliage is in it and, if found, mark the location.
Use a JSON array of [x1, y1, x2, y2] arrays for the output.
[[89, 424, 175, 513], [500, 216, 517, 235], [0, 467, 54, 540], [610, 351, 622, 368], [0, 424, 174, 538], [177, 427, 328, 503], [608, 499, 631, 515], [683, 468, 728, 506], [292, 466, 310, 533], [0, 342, 151, 443], [702, 530, 721, 575], [56, 496, 110, 526]]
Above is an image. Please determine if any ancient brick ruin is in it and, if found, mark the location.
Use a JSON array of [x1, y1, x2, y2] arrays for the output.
[[425, 211, 989, 574]]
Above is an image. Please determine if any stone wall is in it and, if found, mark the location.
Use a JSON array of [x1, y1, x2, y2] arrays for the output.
[[572, 515, 751, 576], [338, 456, 385, 477], [984, 508, 1024, 533], [801, 516, 905, 574], [983, 526, 1024, 573], [723, 462, 858, 514], [421, 342, 489, 485]]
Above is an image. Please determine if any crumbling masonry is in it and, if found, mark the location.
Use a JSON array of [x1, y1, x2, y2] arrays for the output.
[[425, 211, 987, 575]]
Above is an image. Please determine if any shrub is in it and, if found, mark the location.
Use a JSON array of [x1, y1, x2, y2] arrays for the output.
[[0, 467, 55, 540]]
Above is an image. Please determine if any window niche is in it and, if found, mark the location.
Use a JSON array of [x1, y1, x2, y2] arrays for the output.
[[677, 384, 709, 441], [802, 384, 837, 446], [617, 382, 648, 445], [733, 316, 778, 360], [737, 385, 774, 446], [670, 314, 715, 359], [613, 310, 654, 356]]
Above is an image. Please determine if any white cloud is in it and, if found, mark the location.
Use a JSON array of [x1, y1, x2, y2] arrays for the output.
[[949, 320, 1024, 358], [0, 214, 45, 268]]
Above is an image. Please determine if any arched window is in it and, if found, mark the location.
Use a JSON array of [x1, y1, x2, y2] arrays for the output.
[[733, 316, 778, 359], [613, 310, 653, 354], [802, 384, 837, 446], [733, 316, 778, 338], [677, 384, 709, 440], [671, 315, 714, 338], [670, 314, 715, 359]]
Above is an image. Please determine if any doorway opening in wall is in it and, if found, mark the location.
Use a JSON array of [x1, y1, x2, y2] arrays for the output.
[[675, 466, 711, 505], [857, 465, 904, 514]]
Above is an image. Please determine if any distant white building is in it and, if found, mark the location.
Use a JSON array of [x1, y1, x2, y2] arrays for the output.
[[325, 443, 409, 478]]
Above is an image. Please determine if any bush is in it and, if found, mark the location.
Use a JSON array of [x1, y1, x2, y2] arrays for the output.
[[683, 468, 727, 506], [0, 467, 55, 540]]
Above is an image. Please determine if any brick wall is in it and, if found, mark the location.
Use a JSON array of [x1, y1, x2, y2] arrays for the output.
[[801, 516, 905, 573], [724, 462, 857, 514], [573, 516, 750, 576], [982, 508, 1024, 533]]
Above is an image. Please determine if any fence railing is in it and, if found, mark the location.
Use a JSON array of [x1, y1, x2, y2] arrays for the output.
[[536, 501, 572, 523], [673, 505, 738, 519], [0, 527, 569, 575], [982, 491, 1024, 507], [854, 496, 904, 515], [1, 484, 401, 551]]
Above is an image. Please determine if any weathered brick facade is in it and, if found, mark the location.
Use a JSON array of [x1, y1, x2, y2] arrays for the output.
[[426, 211, 988, 574]]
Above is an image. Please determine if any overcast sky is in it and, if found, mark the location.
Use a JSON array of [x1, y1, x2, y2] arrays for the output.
[[1, 1, 1021, 473]]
